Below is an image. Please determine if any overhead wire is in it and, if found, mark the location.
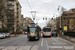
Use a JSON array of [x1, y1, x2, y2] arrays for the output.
[[26, 0, 32, 10]]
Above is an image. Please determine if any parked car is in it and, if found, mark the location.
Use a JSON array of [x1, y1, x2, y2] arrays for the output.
[[0, 33, 5, 39], [24, 32, 28, 35], [4, 33, 10, 38], [52, 31, 57, 37]]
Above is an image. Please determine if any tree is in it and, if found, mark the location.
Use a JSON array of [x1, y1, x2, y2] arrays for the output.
[[0, 28, 3, 33], [3, 27, 9, 33]]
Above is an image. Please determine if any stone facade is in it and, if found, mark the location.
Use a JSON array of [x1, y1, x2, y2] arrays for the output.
[[61, 8, 75, 32], [47, 18, 57, 30], [25, 17, 34, 30], [21, 15, 25, 31]]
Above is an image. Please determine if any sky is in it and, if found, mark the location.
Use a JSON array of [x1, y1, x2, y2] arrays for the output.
[[18, 0, 75, 28]]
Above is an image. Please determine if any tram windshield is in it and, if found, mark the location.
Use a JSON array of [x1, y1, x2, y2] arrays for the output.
[[43, 28, 51, 32], [29, 27, 36, 33]]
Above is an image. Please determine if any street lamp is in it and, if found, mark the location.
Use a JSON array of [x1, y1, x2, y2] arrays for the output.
[[52, 14, 57, 30], [30, 11, 37, 20], [57, 5, 66, 35]]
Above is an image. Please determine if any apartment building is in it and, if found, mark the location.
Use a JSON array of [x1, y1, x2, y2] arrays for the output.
[[57, 17, 60, 34], [7, 0, 22, 32], [21, 15, 25, 31], [0, 0, 22, 33], [25, 17, 34, 30], [61, 8, 75, 32], [48, 18, 57, 30]]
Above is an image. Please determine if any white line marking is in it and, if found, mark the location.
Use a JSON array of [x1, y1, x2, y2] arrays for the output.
[[52, 38, 58, 42], [0, 38, 20, 44], [49, 46, 74, 49], [41, 38, 43, 46]]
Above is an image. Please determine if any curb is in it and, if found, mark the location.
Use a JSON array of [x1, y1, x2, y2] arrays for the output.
[[10, 34, 20, 37]]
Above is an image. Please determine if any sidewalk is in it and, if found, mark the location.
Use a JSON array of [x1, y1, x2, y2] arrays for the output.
[[59, 35, 75, 43], [10, 34, 20, 37]]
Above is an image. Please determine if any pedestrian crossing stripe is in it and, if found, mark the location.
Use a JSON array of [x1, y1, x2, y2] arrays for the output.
[[0, 46, 39, 50]]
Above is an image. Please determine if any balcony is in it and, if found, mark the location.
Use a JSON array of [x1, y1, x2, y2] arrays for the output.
[[7, 8, 14, 10], [8, 3, 14, 6], [7, 22, 14, 25], [7, 12, 14, 14], [7, 17, 14, 20], [7, 13, 14, 15], [7, 18, 14, 20], [7, 1, 14, 6], [7, 6, 14, 10], [7, 9, 14, 11]]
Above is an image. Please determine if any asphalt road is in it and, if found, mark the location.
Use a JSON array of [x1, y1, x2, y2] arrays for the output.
[[0, 35, 75, 50]]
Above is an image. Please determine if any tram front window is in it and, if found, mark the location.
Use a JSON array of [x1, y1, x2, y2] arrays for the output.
[[43, 28, 51, 32], [29, 28, 36, 33]]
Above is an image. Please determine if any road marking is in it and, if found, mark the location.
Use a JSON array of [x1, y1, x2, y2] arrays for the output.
[[52, 42, 67, 45], [41, 38, 43, 46], [0, 46, 39, 50], [0, 46, 5, 49], [49, 46, 74, 49], [2, 46, 19, 50], [17, 46, 31, 50], [51, 38, 58, 42], [0, 37, 21, 44]]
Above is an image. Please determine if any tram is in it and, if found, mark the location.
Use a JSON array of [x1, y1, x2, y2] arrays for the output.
[[27, 23, 41, 40]]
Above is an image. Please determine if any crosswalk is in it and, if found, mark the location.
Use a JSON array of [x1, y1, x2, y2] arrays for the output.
[[0, 46, 39, 50]]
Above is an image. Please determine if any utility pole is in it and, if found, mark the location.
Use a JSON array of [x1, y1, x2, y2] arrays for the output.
[[58, 5, 66, 36]]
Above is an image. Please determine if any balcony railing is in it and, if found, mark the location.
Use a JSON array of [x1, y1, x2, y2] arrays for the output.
[[7, 12, 14, 14], [7, 3, 14, 6], [7, 13, 14, 15], [7, 7, 14, 10], [7, 18, 14, 19]]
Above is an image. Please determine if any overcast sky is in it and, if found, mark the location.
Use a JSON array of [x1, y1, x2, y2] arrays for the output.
[[18, 0, 75, 28]]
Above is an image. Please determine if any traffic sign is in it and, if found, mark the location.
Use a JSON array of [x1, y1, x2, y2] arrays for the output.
[[64, 26, 67, 31]]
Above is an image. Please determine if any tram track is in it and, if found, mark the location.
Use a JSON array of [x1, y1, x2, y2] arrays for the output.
[[29, 40, 38, 50], [0, 35, 41, 50]]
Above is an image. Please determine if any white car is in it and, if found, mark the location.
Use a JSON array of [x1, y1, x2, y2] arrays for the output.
[[4, 33, 10, 38], [0, 33, 5, 39]]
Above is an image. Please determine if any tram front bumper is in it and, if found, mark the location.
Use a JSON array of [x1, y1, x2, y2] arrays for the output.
[[28, 35, 38, 39]]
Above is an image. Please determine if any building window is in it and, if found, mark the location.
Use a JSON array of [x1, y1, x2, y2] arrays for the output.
[[8, 6, 14, 9], [67, 25, 69, 29], [8, 1, 14, 5], [67, 21, 69, 24], [72, 25, 73, 27], [72, 9, 74, 11]]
